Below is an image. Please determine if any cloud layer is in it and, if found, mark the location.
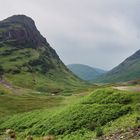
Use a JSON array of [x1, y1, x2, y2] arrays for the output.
[[0, 0, 140, 70]]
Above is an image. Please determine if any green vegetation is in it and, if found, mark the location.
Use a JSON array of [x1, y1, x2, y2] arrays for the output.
[[0, 88, 140, 139], [0, 84, 93, 117], [0, 65, 4, 79], [0, 42, 87, 92], [0, 92, 63, 117], [96, 50, 140, 83]]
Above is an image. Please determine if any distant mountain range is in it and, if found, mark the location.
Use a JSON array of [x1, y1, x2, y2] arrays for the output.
[[95, 49, 140, 83], [67, 64, 107, 81]]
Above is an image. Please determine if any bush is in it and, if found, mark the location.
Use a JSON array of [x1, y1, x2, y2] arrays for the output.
[[96, 127, 103, 137], [135, 103, 140, 111], [135, 116, 140, 123], [83, 88, 132, 105], [0, 90, 5, 95], [0, 65, 4, 79], [11, 67, 21, 74], [88, 122, 97, 131]]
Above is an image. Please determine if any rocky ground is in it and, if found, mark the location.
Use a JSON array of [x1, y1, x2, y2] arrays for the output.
[[100, 127, 140, 140]]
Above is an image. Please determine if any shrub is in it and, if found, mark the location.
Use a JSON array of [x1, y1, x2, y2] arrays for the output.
[[11, 67, 21, 74], [0, 90, 5, 95], [83, 88, 132, 105], [87, 122, 97, 131], [96, 127, 103, 137], [135, 116, 140, 123], [0, 65, 4, 79], [135, 103, 140, 111]]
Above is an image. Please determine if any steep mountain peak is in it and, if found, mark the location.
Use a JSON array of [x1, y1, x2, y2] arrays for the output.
[[3, 15, 34, 24], [0, 15, 46, 47]]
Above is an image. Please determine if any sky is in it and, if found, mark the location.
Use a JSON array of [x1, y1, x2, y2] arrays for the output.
[[0, 0, 140, 70]]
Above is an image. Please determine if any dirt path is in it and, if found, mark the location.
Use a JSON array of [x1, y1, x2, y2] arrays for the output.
[[0, 80, 12, 89], [114, 86, 129, 91], [114, 85, 140, 92], [0, 79, 22, 95]]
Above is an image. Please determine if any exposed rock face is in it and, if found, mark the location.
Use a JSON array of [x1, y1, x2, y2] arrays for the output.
[[0, 15, 46, 46]]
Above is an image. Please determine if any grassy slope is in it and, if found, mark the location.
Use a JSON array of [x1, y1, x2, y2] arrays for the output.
[[0, 83, 94, 117], [96, 57, 140, 83], [0, 88, 140, 140], [0, 43, 87, 92]]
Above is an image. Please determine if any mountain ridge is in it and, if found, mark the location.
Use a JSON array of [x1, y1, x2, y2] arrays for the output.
[[67, 64, 106, 81], [95, 49, 140, 83]]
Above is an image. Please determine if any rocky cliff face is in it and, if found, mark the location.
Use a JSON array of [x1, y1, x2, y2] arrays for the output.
[[0, 15, 46, 46]]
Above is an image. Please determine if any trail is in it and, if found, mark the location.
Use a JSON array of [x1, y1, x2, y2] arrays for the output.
[[113, 85, 140, 92], [0, 79, 21, 95], [100, 127, 140, 140], [114, 86, 129, 91], [0, 79, 13, 89]]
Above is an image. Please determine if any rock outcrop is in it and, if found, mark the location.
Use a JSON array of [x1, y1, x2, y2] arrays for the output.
[[0, 15, 46, 46]]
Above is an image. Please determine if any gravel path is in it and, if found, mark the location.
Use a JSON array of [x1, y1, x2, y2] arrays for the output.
[[100, 127, 140, 140], [114, 85, 140, 92]]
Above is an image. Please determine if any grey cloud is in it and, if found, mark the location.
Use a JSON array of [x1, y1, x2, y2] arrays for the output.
[[0, 0, 140, 70]]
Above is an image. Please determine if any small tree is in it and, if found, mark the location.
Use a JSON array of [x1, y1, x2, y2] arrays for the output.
[[0, 65, 4, 80]]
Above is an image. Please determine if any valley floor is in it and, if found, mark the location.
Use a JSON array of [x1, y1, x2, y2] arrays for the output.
[[0, 84, 140, 140]]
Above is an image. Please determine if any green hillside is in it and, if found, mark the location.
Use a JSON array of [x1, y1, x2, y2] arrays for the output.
[[67, 64, 106, 82], [96, 49, 140, 83], [0, 88, 140, 140], [0, 15, 86, 92]]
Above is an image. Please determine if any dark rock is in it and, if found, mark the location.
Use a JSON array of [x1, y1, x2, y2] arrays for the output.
[[0, 15, 47, 47]]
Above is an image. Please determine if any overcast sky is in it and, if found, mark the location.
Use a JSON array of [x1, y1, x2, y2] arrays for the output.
[[0, 0, 140, 70]]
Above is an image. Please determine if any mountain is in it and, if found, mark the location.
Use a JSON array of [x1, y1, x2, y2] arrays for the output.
[[67, 64, 106, 81], [96, 49, 140, 83], [0, 15, 85, 92]]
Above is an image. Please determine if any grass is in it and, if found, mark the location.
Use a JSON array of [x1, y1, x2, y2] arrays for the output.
[[0, 83, 94, 117], [0, 43, 88, 92], [0, 89, 63, 117], [0, 88, 140, 140], [0, 47, 39, 69], [3, 69, 90, 93]]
